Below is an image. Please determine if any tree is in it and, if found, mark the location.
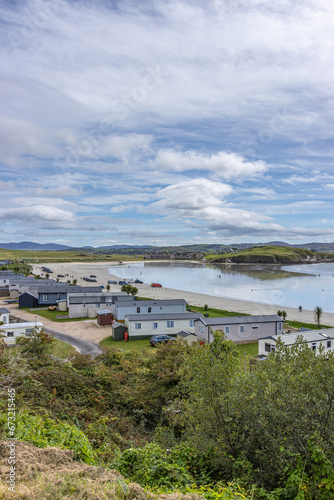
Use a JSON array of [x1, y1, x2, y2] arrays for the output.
[[106, 284, 110, 292], [45, 273, 50, 279], [72, 278, 77, 286], [314, 305, 323, 326], [178, 332, 334, 490], [121, 284, 138, 296], [121, 284, 131, 294], [16, 328, 55, 355]]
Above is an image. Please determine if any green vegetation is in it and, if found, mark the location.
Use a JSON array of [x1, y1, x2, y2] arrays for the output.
[[234, 342, 258, 357], [100, 337, 154, 353], [121, 284, 138, 296], [2, 328, 334, 498], [0, 409, 97, 464], [22, 307, 95, 322], [286, 319, 330, 330], [0, 247, 143, 263], [0, 262, 32, 275], [205, 245, 334, 264], [51, 338, 76, 357], [188, 305, 249, 318]]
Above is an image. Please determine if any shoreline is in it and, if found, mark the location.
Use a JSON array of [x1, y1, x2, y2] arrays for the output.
[[33, 261, 334, 327]]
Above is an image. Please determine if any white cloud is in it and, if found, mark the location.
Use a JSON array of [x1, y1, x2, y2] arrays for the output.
[[0, 205, 75, 225], [149, 178, 334, 238], [150, 179, 233, 212], [154, 150, 268, 178]]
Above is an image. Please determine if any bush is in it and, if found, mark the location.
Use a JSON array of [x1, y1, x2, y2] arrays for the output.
[[0, 409, 97, 465]]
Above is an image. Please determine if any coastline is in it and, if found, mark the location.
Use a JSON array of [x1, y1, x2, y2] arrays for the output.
[[33, 261, 334, 327]]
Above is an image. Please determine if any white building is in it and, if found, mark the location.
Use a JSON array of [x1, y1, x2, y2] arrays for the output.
[[124, 312, 203, 339], [195, 315, 283, 344], [1, 322, 44, 346], [258, 329, 334, 356], [113, 299, 188, 321], [0, 307, 10, 325]]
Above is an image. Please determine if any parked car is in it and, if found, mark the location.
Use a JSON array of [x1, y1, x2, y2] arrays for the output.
[[134, 279, 143, 284], [90, 275, 97, 278], [150, 335, 175, 346], [150, 283, 162, 287], [119, 281, 129, 285], [57, 274, 65, 278], [108, 280, 117, 284]]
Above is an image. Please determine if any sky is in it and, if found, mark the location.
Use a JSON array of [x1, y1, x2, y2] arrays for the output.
[[0, 0, 334, 247]]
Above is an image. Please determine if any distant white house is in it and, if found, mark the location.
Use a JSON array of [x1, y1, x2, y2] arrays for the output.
[[0, 322, 44, 346], [258, 329, 334, 356], [0, 307, 10, 325], [124, 312, 203, 340], [195, 315, 283, 344]]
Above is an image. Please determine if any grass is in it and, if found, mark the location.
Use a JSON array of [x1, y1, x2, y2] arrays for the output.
[[100, 336, 154, 353], [50, 338, 76, 357], [205, 245, 333, 264], [0, 262, 32, 275], [286, 320, 331, 330], [188, 305, 249, 317], [0, 248, 143, 263], [22, 308, 95, 322], [235, 342, 258, 357]]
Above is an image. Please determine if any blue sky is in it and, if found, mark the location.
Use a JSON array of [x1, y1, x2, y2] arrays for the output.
[[0, 0, 334, 246]]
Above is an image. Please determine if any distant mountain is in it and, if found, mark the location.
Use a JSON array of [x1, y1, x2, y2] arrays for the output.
[[1, 240, 334, 253], [0, 241, 73, 251]]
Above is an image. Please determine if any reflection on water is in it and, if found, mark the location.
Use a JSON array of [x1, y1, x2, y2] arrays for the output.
[[108, 261, 334, 312]]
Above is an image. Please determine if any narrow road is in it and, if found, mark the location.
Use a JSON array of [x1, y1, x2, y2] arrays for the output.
[[45, 328, 102, 356]]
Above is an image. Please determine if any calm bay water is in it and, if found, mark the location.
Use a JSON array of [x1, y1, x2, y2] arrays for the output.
[[108, 261, 334, 313]]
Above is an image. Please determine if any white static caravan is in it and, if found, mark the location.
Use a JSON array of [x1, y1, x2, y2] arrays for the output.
[[124, 312, 203, 340], [1, 322, 44, 346], [258, 329, 334, 356]]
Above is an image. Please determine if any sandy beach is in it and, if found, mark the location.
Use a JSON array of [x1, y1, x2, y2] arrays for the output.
[[31, 261, 334, 328]]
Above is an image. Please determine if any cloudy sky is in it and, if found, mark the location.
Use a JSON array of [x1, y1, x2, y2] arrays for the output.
[[1, 0, 334, 247]]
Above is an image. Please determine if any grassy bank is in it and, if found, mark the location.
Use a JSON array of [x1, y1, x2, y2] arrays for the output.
[[205, 245, 334, 264]]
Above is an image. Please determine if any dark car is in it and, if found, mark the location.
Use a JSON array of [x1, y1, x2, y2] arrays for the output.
[[150, 335, 175, 346], [108, 280, 117, 284], [90, 275, 97, 278], [119, 280, 129, 285], [134, 279, 143, 284], [57, 274, 65, 278]]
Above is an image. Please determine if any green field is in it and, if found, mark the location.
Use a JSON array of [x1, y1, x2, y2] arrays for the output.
[[0, 248, 143, 263]]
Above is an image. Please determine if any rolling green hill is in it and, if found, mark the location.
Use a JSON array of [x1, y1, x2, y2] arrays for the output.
[[205, 245, 334, 264]]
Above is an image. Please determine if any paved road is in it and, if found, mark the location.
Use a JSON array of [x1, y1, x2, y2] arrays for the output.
[[45, 328, 102, 356]]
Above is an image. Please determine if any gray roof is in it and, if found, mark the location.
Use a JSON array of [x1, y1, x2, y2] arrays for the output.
[[197, 315, 283, 326], [261, 329, 334, 345], [115, 299, 187, 307], [126, 312, 203, 321], [0, 307, 10, 314], [37, 286, 101, 293], [177, 330, 197, 338], [21, 291, 38, 298], [97, 309, 113, 315]]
